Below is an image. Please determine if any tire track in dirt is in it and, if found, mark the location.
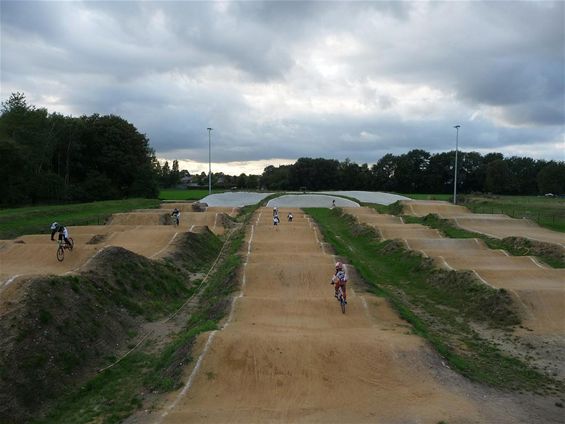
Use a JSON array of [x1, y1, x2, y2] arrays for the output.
[[348, 207, 565, 336], [0, 209, 232, 293], [402, 200, 564, 248], [156, 207, 530, 423]]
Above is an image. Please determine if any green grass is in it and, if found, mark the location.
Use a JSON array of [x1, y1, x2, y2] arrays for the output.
[[306, 207, 562, 393], [32, 209, 249, 424], [462, 195, 565, 232], [403, 214, 564, 268], [402, 193, 452, 201], [0, 198, 160, 239], [158, 188, 224, 201]]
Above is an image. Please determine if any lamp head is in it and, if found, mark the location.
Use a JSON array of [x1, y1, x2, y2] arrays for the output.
[[454, 125, 460, 129]]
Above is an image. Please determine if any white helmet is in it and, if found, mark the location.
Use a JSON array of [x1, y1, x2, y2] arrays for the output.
[[335, 261, 343, 270]]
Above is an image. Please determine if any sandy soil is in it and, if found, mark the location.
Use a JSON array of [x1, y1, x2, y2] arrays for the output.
[[160, 203, 240, 217], [152, 208, 552, 424], [0, 208, 230, 292], [346, 207, 565, 361], [402, 200, 565, 248]]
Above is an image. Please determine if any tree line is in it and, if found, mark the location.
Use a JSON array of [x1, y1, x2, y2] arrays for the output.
[[0, 93, 159, 205], [2, 92, 562, 207], [259, 151, 564, 195]]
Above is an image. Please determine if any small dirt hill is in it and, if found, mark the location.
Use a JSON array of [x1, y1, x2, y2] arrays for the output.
[[0, 229, 222, 423]]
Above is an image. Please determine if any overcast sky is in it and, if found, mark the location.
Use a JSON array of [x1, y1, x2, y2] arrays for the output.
[[1, 0, 564, 174]]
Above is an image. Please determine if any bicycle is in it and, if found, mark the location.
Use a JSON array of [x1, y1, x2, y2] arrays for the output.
[[336, 285, 346, 314], [56, 237, 74, 262]]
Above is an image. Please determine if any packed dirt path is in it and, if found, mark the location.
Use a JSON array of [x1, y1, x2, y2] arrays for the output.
[[346, 207, 565, 336], [346, 207, 565, 382], [157, 207, 541, 424], [402, 200, 565, 248], [0, 207, 232, 292]]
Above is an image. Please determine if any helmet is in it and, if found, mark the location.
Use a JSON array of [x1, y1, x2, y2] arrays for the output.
[[335, 261, 343, 270]]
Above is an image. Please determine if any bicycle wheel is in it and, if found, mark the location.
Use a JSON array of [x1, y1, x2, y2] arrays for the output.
[[57, 246, 65, 262], [338, 288, 346, 314], [67, 237, 74, 251]]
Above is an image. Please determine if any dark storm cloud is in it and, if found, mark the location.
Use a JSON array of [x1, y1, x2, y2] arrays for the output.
[[1, 0, 563, 170]]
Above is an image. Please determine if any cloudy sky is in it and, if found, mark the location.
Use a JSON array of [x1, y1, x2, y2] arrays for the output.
[[1, 0, 564, 174]]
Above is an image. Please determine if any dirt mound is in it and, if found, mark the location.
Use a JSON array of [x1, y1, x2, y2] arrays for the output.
[[0, 225, 223, 423], [455, 216, 565, 247], [86, 234, 107, 244], [108, 212, 170, 225], [402, 200, 469, 217], [191, 202, 208, 212], [159, 207, 537, 423], [350, 207, 565, 338], [501, 236, 565, 264]]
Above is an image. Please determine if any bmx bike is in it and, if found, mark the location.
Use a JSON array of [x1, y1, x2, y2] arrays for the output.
[[336, 285, 346, 314], [56, 237, 74, 262]]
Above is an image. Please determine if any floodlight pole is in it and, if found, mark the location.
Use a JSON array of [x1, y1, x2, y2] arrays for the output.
[[207, 127, 213, 195], [453, 125, 461, 205]]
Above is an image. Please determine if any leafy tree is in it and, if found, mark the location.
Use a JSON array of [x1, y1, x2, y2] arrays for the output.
[[395, 149, 430, 193], [372, 154, 398, 191], [485, 159, 514, 194], [0, 93, 160, 204], [537, 162, 565, 195], [426, 152, 454, 194]]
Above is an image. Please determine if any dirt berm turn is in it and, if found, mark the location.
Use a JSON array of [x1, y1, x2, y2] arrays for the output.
[[157, 208, 545, 423], [0, 229, 222, 423]]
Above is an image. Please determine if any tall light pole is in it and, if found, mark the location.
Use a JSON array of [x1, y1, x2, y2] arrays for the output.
[[453, 125, 461, 205], [207, 127, 213, 195]]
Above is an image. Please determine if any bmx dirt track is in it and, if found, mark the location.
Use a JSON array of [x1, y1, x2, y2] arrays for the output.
[[156, 208, 543, 424], [0, 207, 232, 291], [346, 207, 565, 336], [402, 200, 565, 248]]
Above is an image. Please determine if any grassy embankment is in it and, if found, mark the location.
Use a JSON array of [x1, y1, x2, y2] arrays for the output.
[[0, 228, 222, 423], [0, 198, 160, 239], [402, 193, 452, 201], [2, 192, 275, 424], [159, 188, 224, 201], [462, 195, 565, 232], [403, 214, 565, 269], [376, 201, 564, 269], [306, 207, 562, 394], [21, 200, 265, 424]]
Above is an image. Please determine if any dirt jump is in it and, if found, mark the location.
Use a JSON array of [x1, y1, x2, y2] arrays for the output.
[[346, 206, 564, 348], [402, 200, 565, 248], [0, 207, 232, 293], [155, 207, 543, 424]]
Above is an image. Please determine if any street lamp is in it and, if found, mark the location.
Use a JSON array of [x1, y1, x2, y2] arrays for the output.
[[207, 127, 213, 195], [453, 125, 461, 205]]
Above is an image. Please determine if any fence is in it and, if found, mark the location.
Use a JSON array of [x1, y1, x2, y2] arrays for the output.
[[466, 205, 565, 230]]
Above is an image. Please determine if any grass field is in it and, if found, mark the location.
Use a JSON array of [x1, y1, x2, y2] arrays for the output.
[[462, 195, 565, 232], [159, 189, 224, 201], [402, 193, 452, 201], [0, 199, 160, 239]]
